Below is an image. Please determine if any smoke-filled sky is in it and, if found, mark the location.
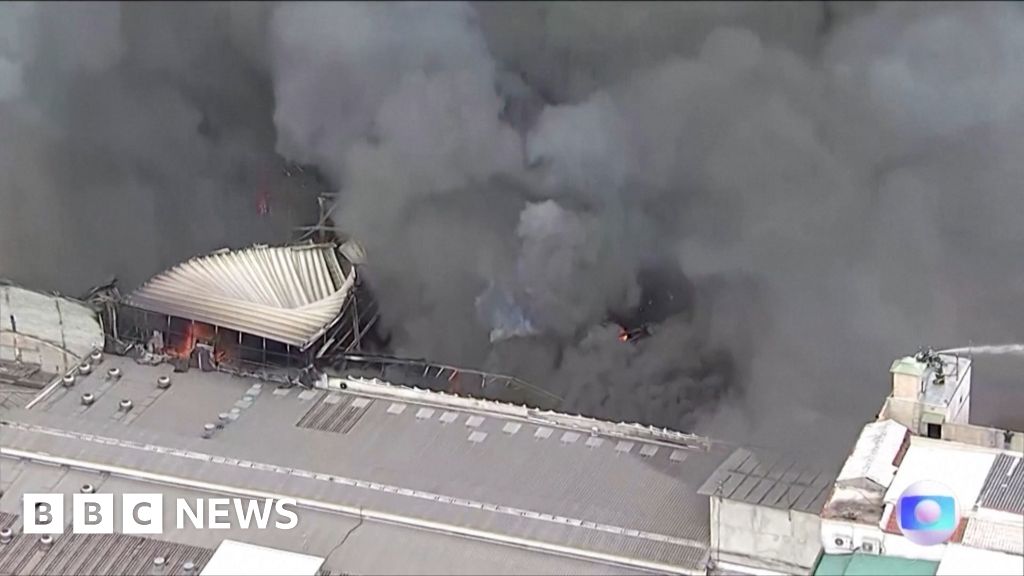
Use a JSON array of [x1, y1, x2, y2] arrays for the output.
[[3, 1, 1024, 461]]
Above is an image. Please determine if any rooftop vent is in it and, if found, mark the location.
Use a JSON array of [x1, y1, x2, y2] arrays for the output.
[[78, 362, 92, 375], [118, 398, 133, 412], [81, 393, 95, 406], [107, 367, 121, 380], [156, 375, 171, 389], [39, 534, 53, 549], [80, 484, 95, 494], [202, 423, 216, 439], [182, 561, 195, 575], [0, 528, 12, 545], [90, 350, 103, 364], [62, 374, 75, 388]]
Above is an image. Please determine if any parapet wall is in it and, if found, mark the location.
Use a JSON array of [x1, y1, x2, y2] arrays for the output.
[[329, 375, 714, 450]]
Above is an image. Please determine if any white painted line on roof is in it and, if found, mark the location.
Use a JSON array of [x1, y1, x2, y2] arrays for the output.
[[0, 448, 699, 574], [1, 420, 708, 565]]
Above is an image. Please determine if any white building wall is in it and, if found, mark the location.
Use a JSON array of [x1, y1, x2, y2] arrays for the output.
[[712, 498, 822, 572], [880, 531, 949, 562], [819, 518, 885, 555]]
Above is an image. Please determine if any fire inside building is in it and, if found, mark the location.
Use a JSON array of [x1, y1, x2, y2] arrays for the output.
[[96, 240, 380, 377], [86, 236, 561, 408]]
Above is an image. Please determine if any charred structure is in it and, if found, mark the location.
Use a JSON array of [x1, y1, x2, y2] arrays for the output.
[[102, 241, 380, 371]]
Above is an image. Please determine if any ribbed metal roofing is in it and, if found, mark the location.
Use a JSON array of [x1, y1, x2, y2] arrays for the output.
[[978, 453, 1024, 515], [126, 244, 355, 349]]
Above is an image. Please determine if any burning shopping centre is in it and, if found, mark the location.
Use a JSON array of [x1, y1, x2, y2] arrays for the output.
[[98, 240, 381, 373], [84, 236, 563, 409]]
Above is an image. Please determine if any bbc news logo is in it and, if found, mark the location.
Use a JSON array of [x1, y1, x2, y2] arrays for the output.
[[23, 494, 298, 534], [896, 480, 960, 546]]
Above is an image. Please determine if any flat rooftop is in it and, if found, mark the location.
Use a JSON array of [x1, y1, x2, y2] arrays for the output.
[[1, 353, 733, 574]]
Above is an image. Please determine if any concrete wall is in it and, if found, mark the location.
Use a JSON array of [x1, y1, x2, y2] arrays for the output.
[[944, 422, 1023, 450], [712, 498, 822, 573], [882, 397, 917, 432], [892, 372, 921, 400]]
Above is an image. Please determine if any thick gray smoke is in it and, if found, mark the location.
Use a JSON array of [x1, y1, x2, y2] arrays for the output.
[[5, 2, 1024, 460], [0, 2, 319, 293]]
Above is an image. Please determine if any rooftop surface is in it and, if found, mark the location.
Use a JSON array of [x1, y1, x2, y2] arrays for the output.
[[0, 456, 642, 576], [934, 544, 1024, 576], [1, 353, 732, 574], [919, 354, 972, 410], [835, 419, 908, 489], [814, 553, 938, 576], [882, 437, 1000, 509], [695, 446, 836, 514]]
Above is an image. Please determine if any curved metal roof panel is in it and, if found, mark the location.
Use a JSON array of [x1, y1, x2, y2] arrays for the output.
[[126, 244, 355, 349]]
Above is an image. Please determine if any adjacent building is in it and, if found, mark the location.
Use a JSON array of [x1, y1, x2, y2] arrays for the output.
[[815, 351, 1023, 575]]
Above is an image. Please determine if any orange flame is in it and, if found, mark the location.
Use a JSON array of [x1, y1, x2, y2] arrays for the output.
[[166, 323, 223, 360]]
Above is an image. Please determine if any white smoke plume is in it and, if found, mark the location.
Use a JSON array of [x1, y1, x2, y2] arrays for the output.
[[4, 1, 1024, 460]]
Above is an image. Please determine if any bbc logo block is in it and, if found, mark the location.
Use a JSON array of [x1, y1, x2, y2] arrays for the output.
[[22, 494, 64, 535], [21, 493, 298, 534], [23, 493, 162, 534]]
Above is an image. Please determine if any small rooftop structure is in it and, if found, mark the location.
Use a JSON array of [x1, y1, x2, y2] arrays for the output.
[[697, 447, 837, 574], [126, 243, 355, 350], [200, 540, 324, 576], [697, 447, 834, 514], [0, 283, 103, 374], [824, 420, 910, 526], [835, 420, 909, 491]]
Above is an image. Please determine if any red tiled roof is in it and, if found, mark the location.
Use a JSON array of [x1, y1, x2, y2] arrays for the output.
[[884, 507, 968, 542]]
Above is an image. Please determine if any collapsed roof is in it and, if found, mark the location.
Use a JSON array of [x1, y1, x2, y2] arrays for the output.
[[125, 243, 355, 350]]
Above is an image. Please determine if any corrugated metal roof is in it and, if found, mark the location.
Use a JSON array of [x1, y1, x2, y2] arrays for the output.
[[978, 454, 1024, 515], [0, 520, 213, 576], [962, 517, 1024, 556], [2, 355, 729, 574], [126, 244, 355, 349], [935, 544, 1024, 576], [837, 420, 908, 489], [814, 553, 938, 576], [696, 447, 835, 514]]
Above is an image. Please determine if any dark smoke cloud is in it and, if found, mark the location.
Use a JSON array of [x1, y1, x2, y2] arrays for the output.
[[0, 2, 318, 294], [4, 2, 1023, 462]]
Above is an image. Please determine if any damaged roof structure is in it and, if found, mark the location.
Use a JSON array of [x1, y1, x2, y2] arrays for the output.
[[113, 242, 379, 367], [126, 243, 354, 350]]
